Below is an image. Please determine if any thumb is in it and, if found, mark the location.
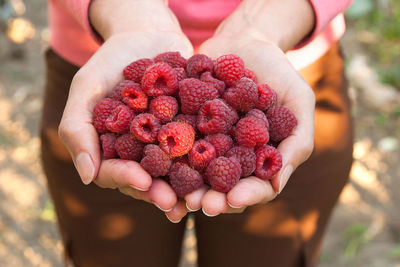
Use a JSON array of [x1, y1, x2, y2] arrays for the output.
[[58, 72, 105, 184]]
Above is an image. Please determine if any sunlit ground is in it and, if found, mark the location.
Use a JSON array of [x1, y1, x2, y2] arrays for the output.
[[0, 1, 399, 266]]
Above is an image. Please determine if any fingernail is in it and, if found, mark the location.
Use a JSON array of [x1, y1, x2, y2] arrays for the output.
[[75, 152, 95, 185], [278, 165, 293, 194], [167, 216, 181, 224], [202, 208, 217, 217], [228, 202, 243, 209], [154, 203, 173, 212], [131, 185, 147, 192], [186, 202, 200, 212]]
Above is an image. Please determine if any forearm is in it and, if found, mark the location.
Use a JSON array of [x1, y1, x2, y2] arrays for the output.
[[214, 0, 315, 52], [89, 0, 182, 40]]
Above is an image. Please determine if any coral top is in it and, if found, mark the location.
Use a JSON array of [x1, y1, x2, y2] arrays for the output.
[[48, 0, 352, 70]]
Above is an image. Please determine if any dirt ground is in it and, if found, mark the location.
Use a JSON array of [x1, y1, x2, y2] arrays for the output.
[[0, 1, 399, 266]]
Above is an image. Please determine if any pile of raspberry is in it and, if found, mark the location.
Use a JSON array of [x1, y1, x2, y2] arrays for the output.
[[93, 52, 297, 197]]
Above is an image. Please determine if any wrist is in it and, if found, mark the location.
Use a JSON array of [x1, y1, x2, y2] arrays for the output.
[[89, 0, 182, 40], [214, 0, 315, 52]]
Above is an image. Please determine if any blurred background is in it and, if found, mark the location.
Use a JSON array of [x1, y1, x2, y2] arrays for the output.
[[0, 0, 399, 266]]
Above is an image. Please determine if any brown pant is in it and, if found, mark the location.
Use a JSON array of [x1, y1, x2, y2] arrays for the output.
[[40, 44, 353, 267]]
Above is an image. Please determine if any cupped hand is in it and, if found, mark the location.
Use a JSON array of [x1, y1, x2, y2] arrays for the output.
[[184, 35, 315, 216], [58, 30, 193, 216]]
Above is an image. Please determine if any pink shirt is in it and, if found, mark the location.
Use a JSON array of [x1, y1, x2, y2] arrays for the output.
[[48, 0, 352, 70]]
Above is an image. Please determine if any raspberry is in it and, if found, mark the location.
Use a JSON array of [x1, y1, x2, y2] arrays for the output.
[[123, 58, 154, 83], [257, 84, 277, 111], [244, 68, 257, 83], [205, 157, 241, 193], [179, 78, 219, 115], [255, 145, 282, 180], [154, 51, 187, 68], [223, 77, 258, 112], [200, 71, 226, 96], [121, 82, 148, 112], [100, 133, 118, 159], [109, 80, 136, 101], [130, 113, 161, 143], [246, 109, 269, 128], [140, 144, 172, 177], [234, 116, 269, 148], [267, 106, 297, 142], [115, 134, 145, 161], [105, 105, 135, 134], [93, 98, 121, 134], [226, 146, 256, 177], [197, 99, 238, 135], [174, 67, 187, 82], [186, 54, 214, 78], [169, 163, 203, 198], [158, 122, 195, 158], [173, 114, 197, 128], [214, 54, 245, 86], [204, 134, 233, 157], [149, 96, 178, 124], [141, 62, 178, 97], [188, 140, 216, 170]]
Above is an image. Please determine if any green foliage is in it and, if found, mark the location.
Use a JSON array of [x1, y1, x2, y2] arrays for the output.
[[40, 201, 56, 222], [343, 223, 369, 259], [389, 244, 400, 258], [346, 0, 400, 89]]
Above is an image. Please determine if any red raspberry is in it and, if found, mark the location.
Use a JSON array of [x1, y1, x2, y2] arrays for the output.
[[109, 80, 136, 101], [186, 54, 214, 78], [243, 67, 257, 83], [158, 122, 195, 158], [204, 134, 233, 157], [174, 67, 187, 82], [169, 163, 203, 198], [149, 96, 178, 124], [214, 54, 245, 86], [200, 71, 226, 96], [257, 84, 277, 111], [140, 144, 172, 177], [223, 77, 258, 112], [226, 146, 256, 177], [255, 145, 282, 180], [93, 98, 121, 134], [141, 62, 178, 97], [246, 109, 269, 128], [121, 82, 148, 112], [267, 106, 297, 142], [205, 157, 241, 193], [100, 133, 118, 159], [105, 105, 135, 134], [173, 114, 197, 128], [115, 134, 145, 161], [197, 99, 238, 135], [130, 113, 161, 143], [234, 116, 269, 148], [179, 78, 219, 115], [154, 51, 187, 68], [123, 58, 154, 83], [188, 140, 216, 170]]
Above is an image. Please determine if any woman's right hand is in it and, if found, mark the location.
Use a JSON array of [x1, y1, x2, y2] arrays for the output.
[[58, 21, 193, 216]]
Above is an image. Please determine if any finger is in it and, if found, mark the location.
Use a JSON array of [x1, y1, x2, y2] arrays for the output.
[[118, 178, 177, 212], [58, 71, 107, 185], [271, 100, 315, 193], [201, 190, 245, 216], [165, 200, 188, 223], [184, 184, 209, 212], [227, 176, 277, 207], [147, 178, 177, 212], [95, 159, 152, 190]]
